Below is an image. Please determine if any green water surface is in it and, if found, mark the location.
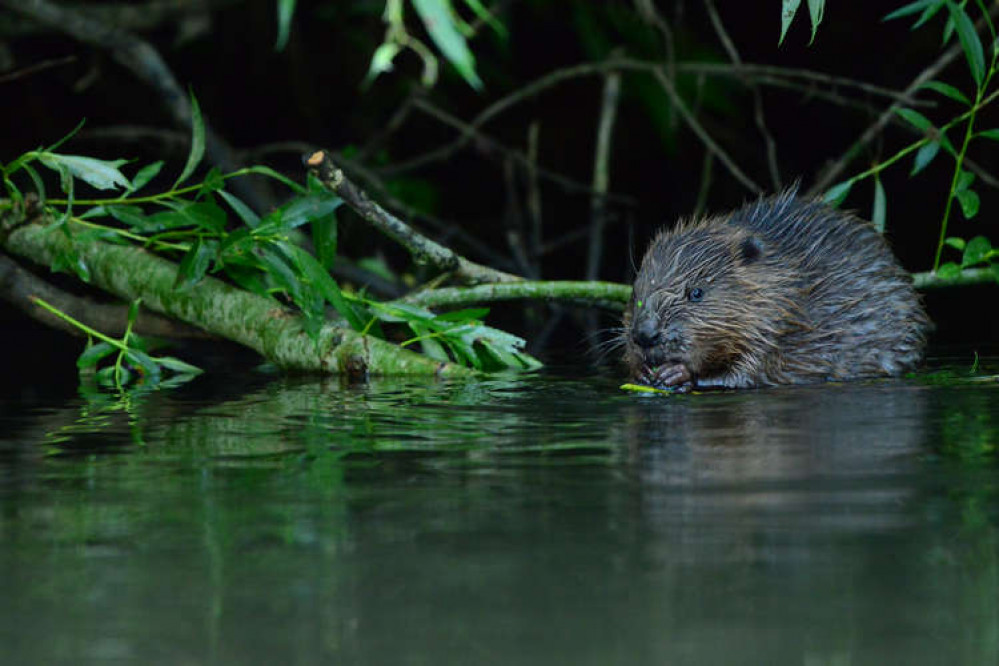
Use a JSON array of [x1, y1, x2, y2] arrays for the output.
[[1, 365, 997, 665]]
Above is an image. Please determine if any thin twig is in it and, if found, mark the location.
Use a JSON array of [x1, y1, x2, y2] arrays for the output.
[[587, 65, 622, 280], [651, 67, 762, 194], [399, 97, 638, 204], [1, 0, 268, 211], [305, 150, 521, 285], [525, 120, 543, 273], [0, 55, 76, 84], [705, 0, 781, 190], [809, 4, 999, 196]]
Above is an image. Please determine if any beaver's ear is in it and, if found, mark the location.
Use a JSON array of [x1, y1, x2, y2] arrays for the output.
[[739, 236, 763, 264]]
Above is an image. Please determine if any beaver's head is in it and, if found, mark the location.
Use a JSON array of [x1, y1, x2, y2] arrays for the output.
[[623, 220, 798, 389]]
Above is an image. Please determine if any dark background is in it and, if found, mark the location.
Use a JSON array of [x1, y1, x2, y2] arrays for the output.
[[2, 0, 997, 380]]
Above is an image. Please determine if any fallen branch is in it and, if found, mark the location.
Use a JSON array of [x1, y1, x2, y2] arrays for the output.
[[2, 218, 471, 377]]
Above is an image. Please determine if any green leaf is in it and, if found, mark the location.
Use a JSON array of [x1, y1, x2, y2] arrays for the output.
[[944, 236, 966, 251], [780, 0, 802, 45], [912, 0, 946, 28], [129, 161, 164, 192], [935, 261, 962, 279], [37, 152, 131, 191], [895, 107, 933, 132], [872, 177, 887, 233], [409, 322, 449, 362], [125, 349, 161, 380], [275, 0, 296, 51], [462, 0, 507, 38], [956, 188, 980, 219], [77, 341, 116, 369], [955, 169, 975, 191], [200, 167, 225, 196], [174, 91, 205, 188], [97, 365, 129, 387], [974, 128, 999, 141], [884, 0, 939, 21], [175, 237, 219, 289], [911, 141, 941, 175], [412, 0, 484, 89], [823, 180, 853, 206], [946, 1, 985, 86], [127, 298, 141, 327], [243, 165, 307, 194], [312, 211, 338, 269], [274, 193, 342, 231], [218, 190, 261, 228], [154, 356, 204, 375], [218, 190, 260, 229], [107, 205, 153, 230], [806, 0, 825, 44], [962, 235, 992, 267], [22, 163, 45, 202], [919, 80, 971, 105], [365, 43, 402, 86], [149, 200, 227, 233], [289, 245, 365, 330]]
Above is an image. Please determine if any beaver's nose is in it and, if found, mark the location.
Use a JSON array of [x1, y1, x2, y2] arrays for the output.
[[631, 313, 661, 349]]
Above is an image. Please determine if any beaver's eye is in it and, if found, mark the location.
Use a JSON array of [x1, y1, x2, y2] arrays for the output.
[[687, 287, 704, 302]]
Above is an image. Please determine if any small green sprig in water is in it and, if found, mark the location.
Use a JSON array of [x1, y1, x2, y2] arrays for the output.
[[31, 297, 202, 390], [620, 383, 677, 395]]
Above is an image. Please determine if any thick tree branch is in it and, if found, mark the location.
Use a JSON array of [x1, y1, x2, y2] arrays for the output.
[[1, 219, 471, 377]]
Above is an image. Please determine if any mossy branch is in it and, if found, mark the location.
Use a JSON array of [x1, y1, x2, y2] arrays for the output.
[[402, 280, 631, 311], [1, 219, 472, 378]]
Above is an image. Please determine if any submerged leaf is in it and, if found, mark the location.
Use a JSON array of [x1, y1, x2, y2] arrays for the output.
[[77, 342, 116, 369]]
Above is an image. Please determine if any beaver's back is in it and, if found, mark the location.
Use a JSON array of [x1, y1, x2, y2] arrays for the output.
[[731, 192, 929, 381]]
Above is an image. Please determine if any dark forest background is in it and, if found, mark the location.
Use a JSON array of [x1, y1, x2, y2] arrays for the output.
[[2, 0, 998, 381]]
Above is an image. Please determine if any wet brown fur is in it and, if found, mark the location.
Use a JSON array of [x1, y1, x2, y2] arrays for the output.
[[623, 190, 930, 389]]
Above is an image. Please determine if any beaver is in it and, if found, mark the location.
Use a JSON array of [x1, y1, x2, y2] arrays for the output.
[[623, 189, 930, 390]]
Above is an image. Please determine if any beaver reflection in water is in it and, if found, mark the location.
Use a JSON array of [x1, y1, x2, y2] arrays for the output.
[[623, 190, 930, 391]]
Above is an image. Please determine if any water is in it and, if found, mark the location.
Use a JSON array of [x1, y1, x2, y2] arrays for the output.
[[1, 363, 997, 665]]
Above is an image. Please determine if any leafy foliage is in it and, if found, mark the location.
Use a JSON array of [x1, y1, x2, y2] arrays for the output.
[[780, 0, 826, 45], [0, 92, 539, 385], [365, 0, 501, 90], [824, 0, 998, 282]]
